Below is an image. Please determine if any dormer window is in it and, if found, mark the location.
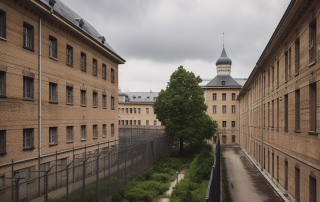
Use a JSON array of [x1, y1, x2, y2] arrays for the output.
[[153, 97, 157, 101], [133, 96, 136, 99], [138, 96, 141, 98], [99, 36, 106, 44], [49, 0, 56, 7], [221, 80, 226, 86], [75, 18, 84, 28]]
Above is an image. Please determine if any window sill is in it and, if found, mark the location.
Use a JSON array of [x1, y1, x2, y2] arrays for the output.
[[49, 56, 58, 61], [103, 107, 106, 109], [23, 147, 34, 151], [93, 106, 98, 108], [0, 152, 7, 155], [49, 101, 58, 104], [67, 63, 73, 67], [102, 136, 106, 138], [80, 104, 86, 107], [49, 143, 58, 146], [0, 95, 7, 99], [111, 109, 115, 110], [294, 72, 299, 77], [23, 98, 35, 102], [81, 69, 87, 72], [294, 130, 300, 133], [66, 103, 73, 106], [66, 140, 74, 144], [23, 46, 35, 52], [271, 127, 274, 130], [284, 128, 288, 132], [111, 81, 115, 83], [81, 138, 86, 141], [308, 131, 318, 135], [309, 61, 316, 67], [285, 80, 288, 83], [93, 137, 98, 139], [0, 37, 7, 42]]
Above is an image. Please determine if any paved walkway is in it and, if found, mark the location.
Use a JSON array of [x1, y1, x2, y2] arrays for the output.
[[222, 144, 284, 202]]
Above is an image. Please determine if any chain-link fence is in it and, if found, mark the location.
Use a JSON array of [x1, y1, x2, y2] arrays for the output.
[[0, 125, 168, 202]]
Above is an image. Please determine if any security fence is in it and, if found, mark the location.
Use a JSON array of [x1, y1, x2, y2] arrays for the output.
[[0, 125, 168, 202], [205, 133, 221, 202]]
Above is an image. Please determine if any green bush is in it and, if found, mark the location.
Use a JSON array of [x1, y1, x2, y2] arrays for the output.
[[151, 173, 171, 183], [124, 188, 153, 202]]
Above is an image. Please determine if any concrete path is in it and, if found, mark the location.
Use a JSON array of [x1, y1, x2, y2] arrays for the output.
[[222, 144, 284, 202]]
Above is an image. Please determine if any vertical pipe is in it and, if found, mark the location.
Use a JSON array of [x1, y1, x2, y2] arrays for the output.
[[38, 16, 42, 157], [11, 159, 14, 202], [260, 69, 264, 171]]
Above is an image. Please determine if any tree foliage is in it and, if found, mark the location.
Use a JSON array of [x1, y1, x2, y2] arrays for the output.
[[153, 66, 217, 154]]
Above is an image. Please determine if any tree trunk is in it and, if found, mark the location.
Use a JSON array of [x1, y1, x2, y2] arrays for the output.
[[180, 138, 183, 156]]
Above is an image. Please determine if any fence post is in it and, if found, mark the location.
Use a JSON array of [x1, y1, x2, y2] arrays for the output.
[[131, 146, 133, 182], [15, 178, 19, 202], [55, 150, 58, 189], [82, 160, 86, 202], [108, 152, 110, 195], [125, 146, 127, 185], [66, 164, 69, 202], [11, 159, 14, 202], [45, 172, 49, 202], [117, 150, 120, 188], [96, 155, 99, 201]]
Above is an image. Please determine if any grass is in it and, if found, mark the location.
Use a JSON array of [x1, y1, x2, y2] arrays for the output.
[[221, 146, 232, 202]]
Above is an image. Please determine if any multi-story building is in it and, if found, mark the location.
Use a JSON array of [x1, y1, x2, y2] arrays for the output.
[[0, 0, 124, 198], [201, 48, 246, 144], [239, 0, 319, 201], [118, 92, 161, 126]]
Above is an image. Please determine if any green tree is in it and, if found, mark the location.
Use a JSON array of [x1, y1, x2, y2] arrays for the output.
[[153, 66, 217, 155]]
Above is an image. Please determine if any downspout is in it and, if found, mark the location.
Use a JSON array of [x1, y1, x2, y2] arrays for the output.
[[260, 69, 264, 171], [38, 16, 42, 157], [238, 97, 240, 146]]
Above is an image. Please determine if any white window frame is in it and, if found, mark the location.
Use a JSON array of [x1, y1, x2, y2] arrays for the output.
[[49, 127, 57, 145]]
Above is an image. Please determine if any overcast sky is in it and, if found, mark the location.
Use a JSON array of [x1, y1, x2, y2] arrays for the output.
[[62, 0, 291, 92]]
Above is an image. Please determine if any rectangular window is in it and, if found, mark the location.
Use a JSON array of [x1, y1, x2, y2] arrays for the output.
[[81, 90, 86, 106], [130, 108, 132, 113], [23, 77, 34, 100], [49, 82, 57, 103], [66, 86, 73, 104], [0, 130, 6, 154], [138, 120, 141, 125], [134, 120, 136, 125], [125, 108, 128, 113], [66, 126, 73, 142], [232, 121, 235, 128], [232, 105, 236, 114], [295, 39, 300, 74], [111, 96, 114, 110], [93, 92, 98, 107], [0, 71, 6, 96], [277, 61, 279, 87], [102, 95, 106, 109], [49, 127, 58, 145], [146, 108, 149, 114], [49, 36, 57, 59], [111, 68, 115, 83], [121, 108, 124, 113], [309, 176, 316, 202], [222, 93, 226, 101], [222, 121, 226, 128], [81, 52, 86, 71], [232, 93, 236, 100], [309, 83, 317, 132], [288, 48, 291, 78], [92, 59, 97, 76], [66, 45, 73, 66], [125, 120, 128, 125], [102, 64, 106, 80], [212, 93, 216, 101], [285, 161, 288, 190], [93, 125, 98, 139], [102, 124, 106, 138], [309, 20, 317, 64], [268, 102, 270, 127], [154, 120, 157, 125], [134, 108, 136, 114], [284, 94, 288, 131], [111, 124, 114, 137], [23, 22, 34, 50], [268, 70, 270, 93], [138, 108, 141, 114], [129, 120, 132, 125], [232, 135, 235, 143], [272, 100, 274, 128], [81, 125, 86, 140], [213, 105, 217, 114], [295, 90, 300, 131], [23, 129, 34, 149], [222, 105, 226, 114], [295, 167, 300, 201], [277, 98, 279, 130], [146, 120, 149, 125], [285, 51, 288, 81], [0, 10, 6, 38], [272, 66, 274, 90]]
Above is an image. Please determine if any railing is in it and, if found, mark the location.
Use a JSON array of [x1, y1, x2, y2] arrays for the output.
[[205, 133, 220, 202]]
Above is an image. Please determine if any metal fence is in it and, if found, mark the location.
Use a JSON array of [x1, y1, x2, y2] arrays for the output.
[[205, 133, 221, 202], [0, 125, 169, 202]]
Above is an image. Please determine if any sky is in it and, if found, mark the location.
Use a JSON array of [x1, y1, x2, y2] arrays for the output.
[[62, 0, 292, 92]]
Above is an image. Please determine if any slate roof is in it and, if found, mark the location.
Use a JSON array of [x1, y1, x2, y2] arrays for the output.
[[38, 0, 125, 62], [216, 47, 232, 66], [119, 92, 159, 103], [206, 75, 242, 87]]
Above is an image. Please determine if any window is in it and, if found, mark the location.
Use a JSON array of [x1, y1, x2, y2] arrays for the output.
[[309, 176, 316, 202], [221, 80, 225, 85], [154, 120, 157, 125], [93, 92, 97, 107], [153, 97, 157, 101], [66, 126, 73, 142], [222, 93, 226, 101], [284, 94, 288, 131], [81, 125, 86, 140], [93, 125, 98, 139], [23, 22, 34, 50], [49, 36, 57, 58], [0, 130, 5, 154], [121, 108, 124, 113], [102, 64, 106, 80], [125, 108, 128, 113], [295, 39, 300, 74], [309, 83, 317, 133], [49, 127, 57, 145], [285, 51, 288, 81], [232, 105, 236, 113], [272, 100, 274, 128], [125, 120, 128, 125], [102, 95, 106, 109], [277, 61, 279, 87], [0, 71, 6, 96], [66, 45, 73, 65], [138, 108, 141, 114], [134, 120, 136, 125], [111, 124, 114, 137], [49, 82, 57, 103], [81, 90, 86, 106], [23, 77, 34, 100], [146, 108, 149, 114], [121, 120, 124, 125], [138, 120, 141, 125], [277, 98, 280, 130], [93, 59, 97, 76], [232, 121, 235, 128], [288, 48, 291, 78], [213, 105, 217, 114], [146, 120, 149, 125], [66, 86, 73, 104], [212, 93, 216, 101], [130, 108, 132, 114], [102, 124, 106, 138], [134, 108, 136, 114], [0, 10, 6, 38], [309, 20, 317, 64], [295, 90, 300, 131], [222, 121, 226, 128], [222, 105, 226, 114], [111, 68, 115, 83], [232, 93, 236, 100], [81, 52, 86, 71], [23, 129, 34, 149], [111, 96, 114, 110]]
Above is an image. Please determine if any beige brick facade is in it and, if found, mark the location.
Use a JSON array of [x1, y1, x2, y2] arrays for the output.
[[239, 0, 320, 201]]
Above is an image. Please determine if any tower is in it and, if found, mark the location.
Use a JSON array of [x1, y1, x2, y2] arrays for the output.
[[216, 47, 232, 75]]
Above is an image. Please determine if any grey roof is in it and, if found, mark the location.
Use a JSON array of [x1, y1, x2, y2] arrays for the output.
[[234, 78, 247, 86], [206, 75, 241, 87], [120, 92, 159, 103], [38, 0, 125, 62], [216, 47, 232, 66]]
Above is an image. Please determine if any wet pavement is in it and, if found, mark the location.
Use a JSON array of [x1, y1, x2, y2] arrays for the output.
[[222, 144, 284, 202]]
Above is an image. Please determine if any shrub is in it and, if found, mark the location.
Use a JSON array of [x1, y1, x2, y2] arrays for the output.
[[124, 188, 153, 202]]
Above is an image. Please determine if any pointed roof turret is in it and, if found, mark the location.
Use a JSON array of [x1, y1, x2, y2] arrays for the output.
[[216, 47, 232, 66]]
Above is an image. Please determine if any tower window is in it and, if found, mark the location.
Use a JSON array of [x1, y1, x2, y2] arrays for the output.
[[221, 80, 226, 85]]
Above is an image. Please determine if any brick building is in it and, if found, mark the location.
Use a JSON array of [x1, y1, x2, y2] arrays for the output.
[[0, 0, 124, 197], [239, 0, 319, 201]]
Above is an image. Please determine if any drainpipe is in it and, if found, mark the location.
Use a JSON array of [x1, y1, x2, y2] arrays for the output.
[[238, 97, 240, 146], [38, 16, 42, 157], [260, 69, 264, 171]]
